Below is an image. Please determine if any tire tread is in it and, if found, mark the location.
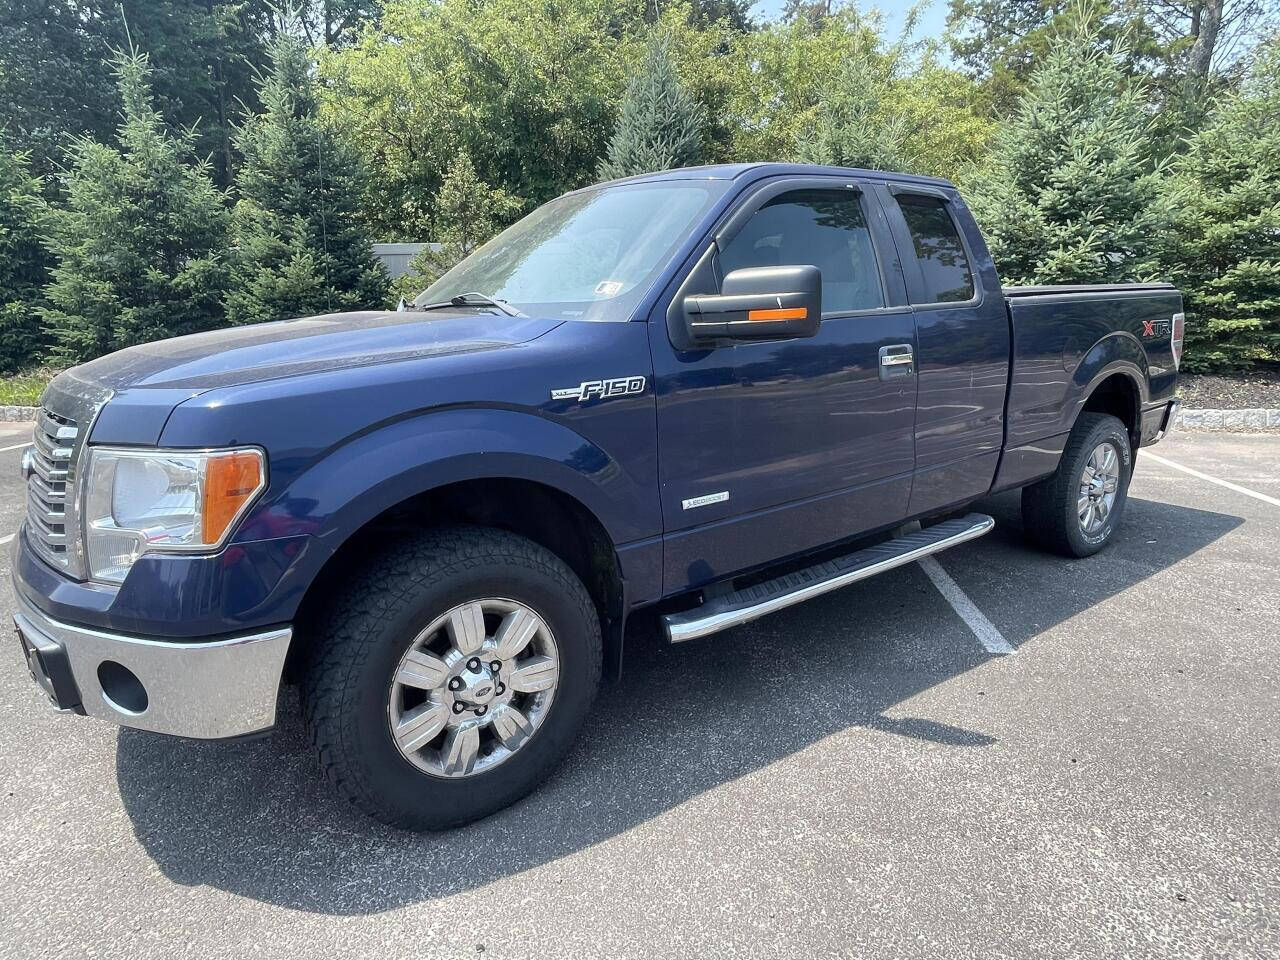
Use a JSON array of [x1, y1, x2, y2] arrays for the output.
[[300, 526, 600, 829]]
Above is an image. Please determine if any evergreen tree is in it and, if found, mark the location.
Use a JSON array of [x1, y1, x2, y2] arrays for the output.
[[598, 30, 702, 181], [1164, 39, 1280, 369], [391, 154, 523, 302], [42, 52, 230, 364], [797, 34, 914, 171], [968, 4, 1168, 285], [226, 33, 388, 325], [0, 145, 51, 373]]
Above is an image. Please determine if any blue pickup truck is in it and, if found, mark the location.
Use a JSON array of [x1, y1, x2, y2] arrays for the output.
[[13, 163, 1182, 828]]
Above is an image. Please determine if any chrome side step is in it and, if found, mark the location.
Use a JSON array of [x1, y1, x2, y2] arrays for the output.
[[661, 513, 995, 643]]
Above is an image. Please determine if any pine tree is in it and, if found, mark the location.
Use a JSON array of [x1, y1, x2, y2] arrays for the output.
[[968, 3, 1168, 286], [598, 31, 702, 181], [797, 37, 914, 171], [1164, 39, 1280, 370], [225, 33, 387, 326], [0, 145, 50, 373], [392, 154, 523, 302], [42, 52, 230, 364]]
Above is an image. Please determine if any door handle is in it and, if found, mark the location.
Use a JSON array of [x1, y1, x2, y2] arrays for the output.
[[878, 344, 914, 380]]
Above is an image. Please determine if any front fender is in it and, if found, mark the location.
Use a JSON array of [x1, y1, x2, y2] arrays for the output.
[[240, 406, 656, 551], [212, 406, 659, 626]]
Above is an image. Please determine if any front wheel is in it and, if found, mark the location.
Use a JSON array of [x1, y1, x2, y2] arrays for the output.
[[1021, 412, 1133, 558], [301, 526, 601, 830]]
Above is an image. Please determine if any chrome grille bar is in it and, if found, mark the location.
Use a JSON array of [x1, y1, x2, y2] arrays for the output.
[[25, 407, 79, 569]]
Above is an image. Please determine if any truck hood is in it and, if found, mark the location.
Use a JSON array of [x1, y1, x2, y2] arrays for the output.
[[71, 310, 563, 393]]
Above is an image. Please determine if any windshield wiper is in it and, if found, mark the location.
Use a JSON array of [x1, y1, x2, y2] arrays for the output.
[[410, 292, 525, 317]]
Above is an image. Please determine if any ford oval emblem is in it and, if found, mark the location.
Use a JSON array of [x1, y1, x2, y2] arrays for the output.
[[19, 447, 34, 482]]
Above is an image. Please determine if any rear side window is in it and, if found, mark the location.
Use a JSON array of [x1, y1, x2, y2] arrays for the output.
[[895, 194, 974, 304], [719, 189, 885, 314]]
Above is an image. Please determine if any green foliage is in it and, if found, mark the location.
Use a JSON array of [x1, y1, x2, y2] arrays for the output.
[[0, 2, 276, 185], [716, 10, 991, 182], [1164, 39, 1280, 369], [0, 145, 50, 372], [968, 4, 1168, 285], [225, 32, 388, 325], [598, 31, 703, 180], [391, 154, 523, 302], [41, 52, 231, 364], [319, 0, 640, 240], [0, 369, 56, 406], [0, 0, 118, 179]]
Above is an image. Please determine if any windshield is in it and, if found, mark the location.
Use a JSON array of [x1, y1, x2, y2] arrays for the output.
[[417, 180, 727, 321]]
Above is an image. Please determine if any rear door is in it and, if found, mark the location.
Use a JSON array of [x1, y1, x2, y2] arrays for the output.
[[650, 177, 919, 593], [878, 185, 1009, 516]]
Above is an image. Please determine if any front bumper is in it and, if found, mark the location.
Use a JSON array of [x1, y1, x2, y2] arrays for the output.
[[13, 590, 291, 739]]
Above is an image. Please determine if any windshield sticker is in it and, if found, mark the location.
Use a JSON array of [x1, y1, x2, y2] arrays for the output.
[[594, 280, 624, 298]]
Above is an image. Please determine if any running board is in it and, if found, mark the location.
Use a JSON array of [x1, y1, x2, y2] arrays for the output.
[[661, 513, 995, 643]]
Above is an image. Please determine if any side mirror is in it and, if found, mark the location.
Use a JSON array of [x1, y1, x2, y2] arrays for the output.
[[683, 265, 822, 343]]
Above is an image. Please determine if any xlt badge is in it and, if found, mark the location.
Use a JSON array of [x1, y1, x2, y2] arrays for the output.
[[550, 376, 647, 402]]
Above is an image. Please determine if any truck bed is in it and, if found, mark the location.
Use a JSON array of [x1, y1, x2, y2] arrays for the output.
[[1001, 281, 1181, 449]]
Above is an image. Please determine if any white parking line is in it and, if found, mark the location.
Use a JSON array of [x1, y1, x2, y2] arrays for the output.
[[0, 533, 14, 546], [918, 555, 1015, 655], [0, 441, 31, 454], [1144, 452, 1280, 509]]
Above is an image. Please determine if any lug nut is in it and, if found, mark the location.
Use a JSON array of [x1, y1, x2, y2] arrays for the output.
[[496, 682, 506, 695], [447, 677, 463, 691], [490, 660, 502, 673], [474, 705, 488, 716], [466, 657, 482, 672], [452, 702, 467, 714]]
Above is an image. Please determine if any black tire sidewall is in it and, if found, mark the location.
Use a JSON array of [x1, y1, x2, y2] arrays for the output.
[[339, 552, 597, 827], [1063, 418, 1132, 556]]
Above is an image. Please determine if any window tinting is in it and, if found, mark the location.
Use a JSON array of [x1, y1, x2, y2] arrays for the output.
[[719, 189, 884, 313], [896, 195, 974, 303]]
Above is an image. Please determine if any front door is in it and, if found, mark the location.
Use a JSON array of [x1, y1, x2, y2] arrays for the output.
[[651, 178, 919, 593]]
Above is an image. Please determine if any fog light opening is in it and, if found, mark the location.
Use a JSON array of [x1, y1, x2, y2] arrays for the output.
[[97, 660, 149, 715]]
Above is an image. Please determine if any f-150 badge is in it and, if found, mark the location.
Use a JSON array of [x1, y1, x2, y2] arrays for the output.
[[551, 376, 647, 402]]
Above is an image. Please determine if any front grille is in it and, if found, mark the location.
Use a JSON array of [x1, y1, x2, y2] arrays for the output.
[[26, 408, 79, 570]]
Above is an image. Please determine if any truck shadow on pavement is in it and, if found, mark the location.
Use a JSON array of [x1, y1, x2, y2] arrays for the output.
[[114, 491, 1242, 914]]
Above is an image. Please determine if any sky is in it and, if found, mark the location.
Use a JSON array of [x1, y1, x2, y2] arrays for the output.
[[752, 0, 950, 39]]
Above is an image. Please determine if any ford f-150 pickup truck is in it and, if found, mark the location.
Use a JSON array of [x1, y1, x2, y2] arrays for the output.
[[12, 163, 1182, 829]]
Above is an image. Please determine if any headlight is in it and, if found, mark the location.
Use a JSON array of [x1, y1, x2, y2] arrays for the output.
[[84, 447, 266, 583]]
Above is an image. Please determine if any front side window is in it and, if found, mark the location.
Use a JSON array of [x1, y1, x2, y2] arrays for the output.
[[418, 181, 726, 321], [718, 189, 885, 314], [895, 194, 975, 304]]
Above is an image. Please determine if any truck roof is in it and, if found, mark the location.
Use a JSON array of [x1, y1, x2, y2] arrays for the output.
[[595, 162, 956, 191]]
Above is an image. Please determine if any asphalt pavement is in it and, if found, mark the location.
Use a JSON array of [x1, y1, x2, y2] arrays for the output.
[[0, 423, 1276, 959]]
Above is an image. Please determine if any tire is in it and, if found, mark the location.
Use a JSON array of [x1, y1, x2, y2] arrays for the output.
[[1021, 413, 1133, 558], [300, 526, 601, 830]]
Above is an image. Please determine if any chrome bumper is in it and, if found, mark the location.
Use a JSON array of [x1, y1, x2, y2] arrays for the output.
[[13, 591, 291, 739]]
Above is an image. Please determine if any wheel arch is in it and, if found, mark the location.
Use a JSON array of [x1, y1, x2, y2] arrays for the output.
[[286, 475, 625, 683]]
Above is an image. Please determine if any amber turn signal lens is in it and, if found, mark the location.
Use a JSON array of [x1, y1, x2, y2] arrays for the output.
[[201, 450, 265, 544], [747, 307, 807, 322]]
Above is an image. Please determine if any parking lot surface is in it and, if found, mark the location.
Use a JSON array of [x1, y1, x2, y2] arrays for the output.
[[1, 423, 1277, 959]]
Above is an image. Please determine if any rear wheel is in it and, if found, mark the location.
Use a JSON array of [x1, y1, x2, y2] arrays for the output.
[[301, 526, 601, 830], [1021, 412, 1132, 558]]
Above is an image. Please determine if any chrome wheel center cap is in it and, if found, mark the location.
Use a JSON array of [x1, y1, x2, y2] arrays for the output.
[[456, 669, 498, 706]]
